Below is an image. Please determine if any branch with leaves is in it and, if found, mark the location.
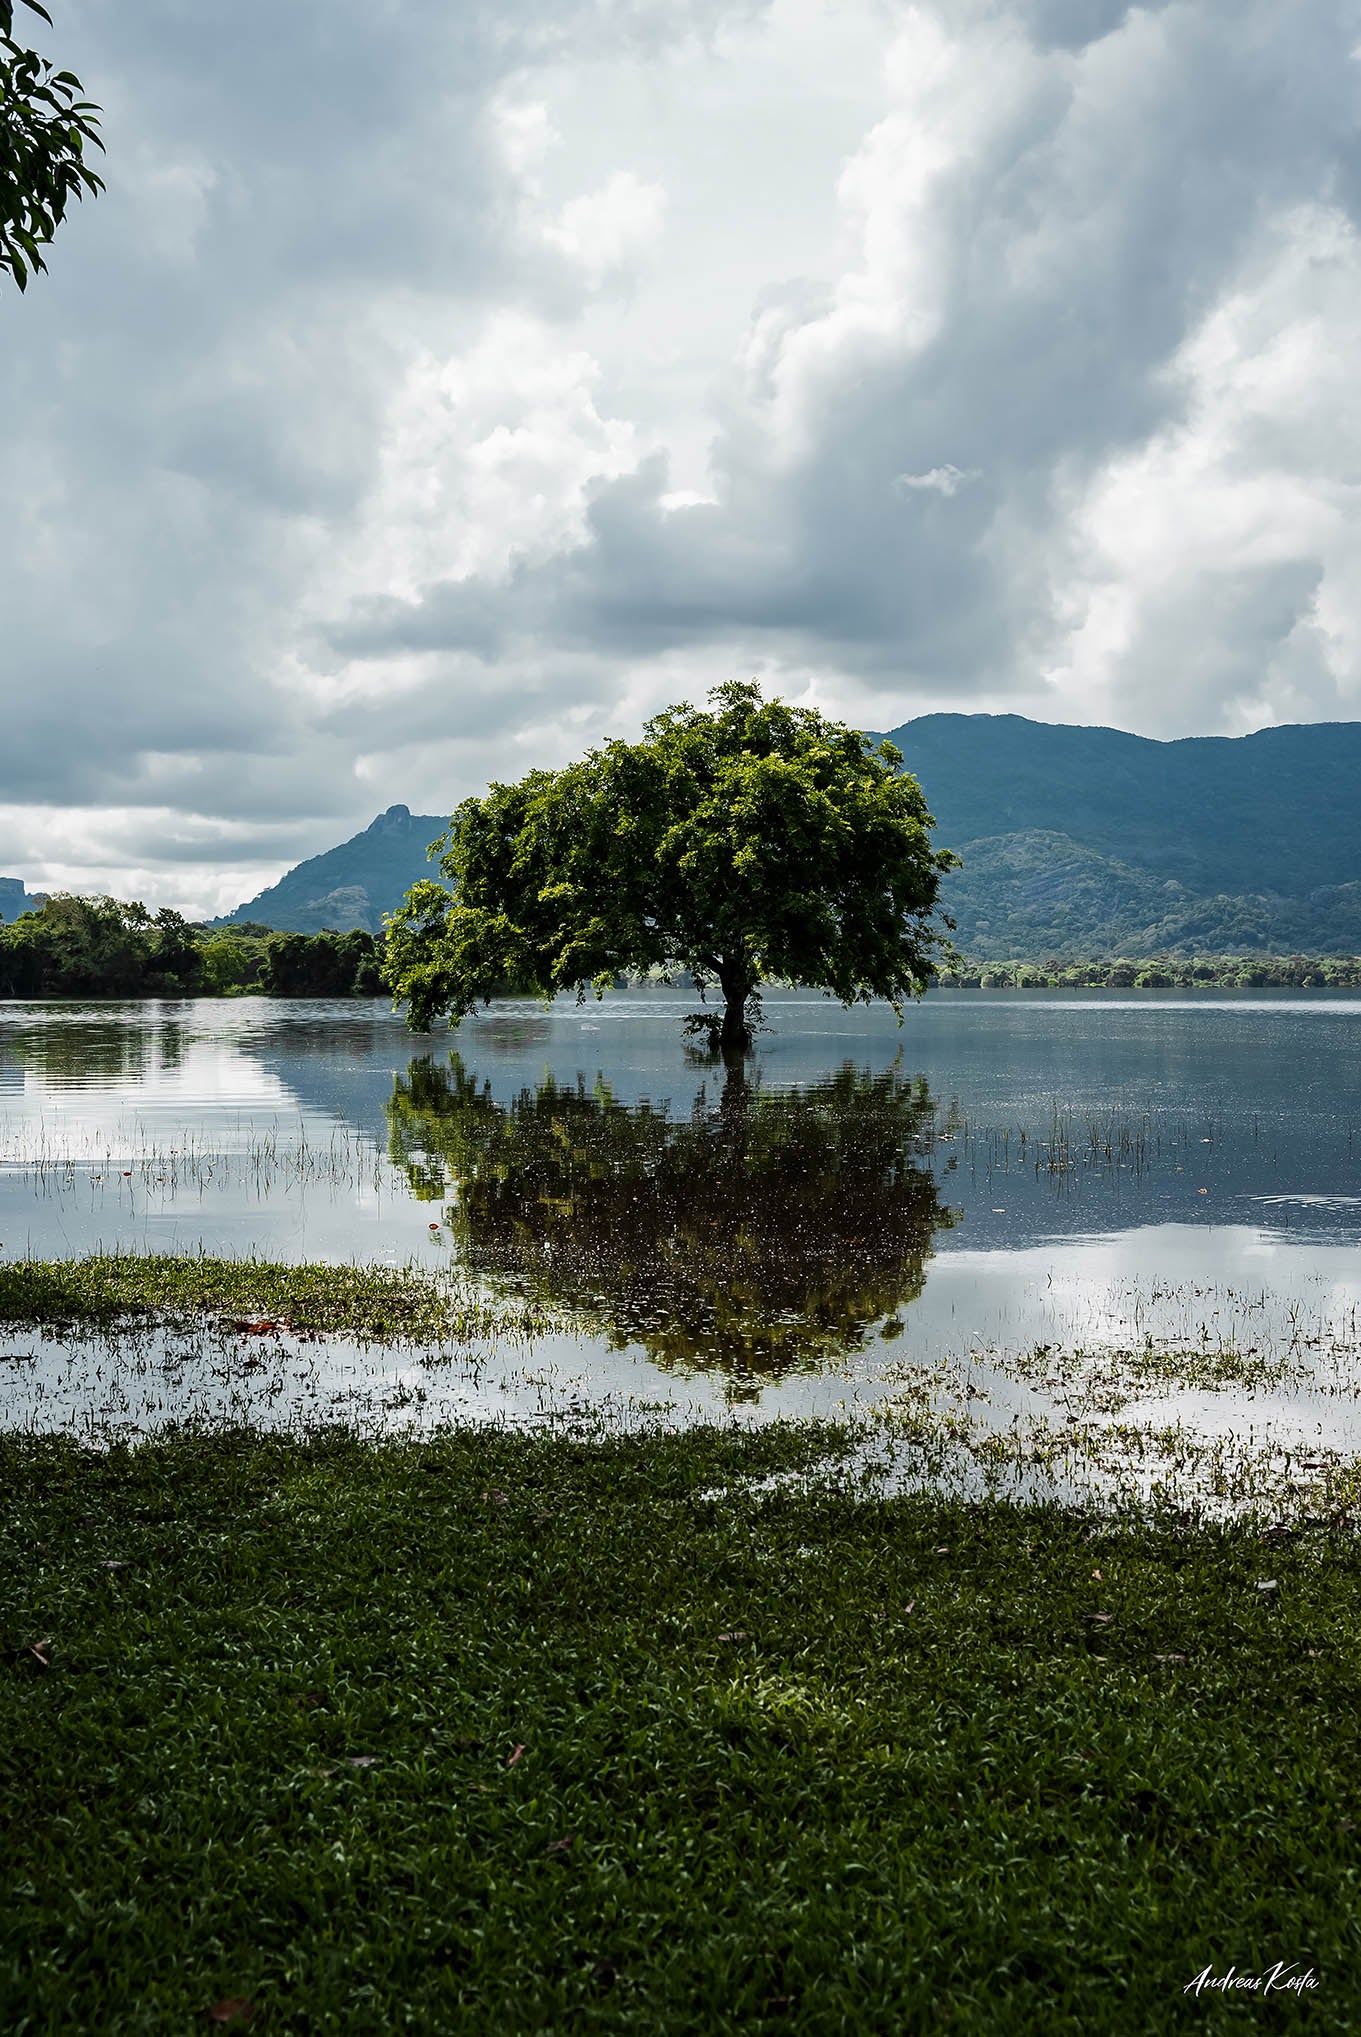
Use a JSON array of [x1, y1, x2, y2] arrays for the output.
[[1, 0, 103, 291]]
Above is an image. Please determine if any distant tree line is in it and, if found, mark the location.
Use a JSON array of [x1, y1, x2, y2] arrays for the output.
[[3, 894, 1359, 1000], [933, 954, 1361, 990], [0, 895, 386, 998]]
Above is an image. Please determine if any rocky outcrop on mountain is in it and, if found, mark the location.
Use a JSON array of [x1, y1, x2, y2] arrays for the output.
[[0, 877, 42, 921]]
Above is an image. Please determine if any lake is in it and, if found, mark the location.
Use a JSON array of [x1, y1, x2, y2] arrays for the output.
[[3, 988, 1359, 1503]]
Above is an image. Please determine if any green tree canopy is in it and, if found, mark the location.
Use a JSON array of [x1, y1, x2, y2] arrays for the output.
[[0, 894, 204, 998], [1, 0, 103, 292], [262, 927, 384, 999], [387, 1054, 955, 1388], [383, 682, 958, 1049]]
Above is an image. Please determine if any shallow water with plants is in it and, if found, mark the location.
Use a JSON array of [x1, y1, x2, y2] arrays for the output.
[[2, 988, 1359, 1509]]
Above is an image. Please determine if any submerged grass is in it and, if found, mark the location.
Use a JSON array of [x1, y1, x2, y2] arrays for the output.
[[0, 1253, 557, 1344], [2, 1420, 1359, 2032]]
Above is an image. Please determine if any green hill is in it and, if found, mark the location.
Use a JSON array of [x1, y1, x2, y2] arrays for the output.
[[933, 828, 1361, 960], [870, 715, 1361, 958], [217, 806, 447, 936], [879, 713, 1361, 896], [217, 717, 1361, 956]]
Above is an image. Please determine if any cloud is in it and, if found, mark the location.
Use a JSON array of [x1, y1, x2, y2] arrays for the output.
[[2, 0, 1360, 910], [315, 312, 643, 620], [892, 466, 980, 497], [542, 171, 667, 284], [1046, 200, 1361, 730], [325, 1, 1361, 718]]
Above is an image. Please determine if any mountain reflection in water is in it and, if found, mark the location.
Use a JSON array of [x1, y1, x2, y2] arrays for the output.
[[387, 1055, 957, 1385]]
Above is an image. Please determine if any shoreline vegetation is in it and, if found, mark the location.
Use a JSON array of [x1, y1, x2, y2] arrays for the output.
[[5, 1249, 1360, 1521], [0, 897, 384, 999], [932, 953, 1361, 988], [0, 1253, 558, 1344], [3, 1420, 1358, 2030], [2, 889, 1361, 1003]]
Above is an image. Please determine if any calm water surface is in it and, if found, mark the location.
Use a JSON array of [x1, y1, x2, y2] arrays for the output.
[[2, 988, 1359, 1475]]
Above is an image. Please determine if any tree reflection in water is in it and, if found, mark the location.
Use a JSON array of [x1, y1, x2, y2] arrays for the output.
[[387, 1055, 956, 1389], [0, 1014, 190, 1089]]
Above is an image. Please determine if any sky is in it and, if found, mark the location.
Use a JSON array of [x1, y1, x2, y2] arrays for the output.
[[4, 0, 1361, 916]]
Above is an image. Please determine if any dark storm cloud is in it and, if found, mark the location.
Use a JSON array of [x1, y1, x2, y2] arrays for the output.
[[1015, 0, 1159, 51]]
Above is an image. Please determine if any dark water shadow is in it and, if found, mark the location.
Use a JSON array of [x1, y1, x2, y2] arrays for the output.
[[387, 1053, 958, 1391]]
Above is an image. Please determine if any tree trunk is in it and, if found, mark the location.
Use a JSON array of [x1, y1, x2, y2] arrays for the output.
[[717, 960, 753, 1054]]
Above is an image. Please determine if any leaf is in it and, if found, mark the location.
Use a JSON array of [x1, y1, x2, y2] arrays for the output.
[[207, 2002, 254, 2026], [903, 1601, 916, 1616], [508, 1743, 526, 1767]]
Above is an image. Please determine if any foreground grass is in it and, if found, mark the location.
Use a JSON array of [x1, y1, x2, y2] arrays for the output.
[[0, 1253, 551, 1343], [2, 1423, 1357, 2033]]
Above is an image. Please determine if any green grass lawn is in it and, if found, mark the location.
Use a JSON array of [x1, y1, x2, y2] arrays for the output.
[[1, 1421, 1355, 2032]]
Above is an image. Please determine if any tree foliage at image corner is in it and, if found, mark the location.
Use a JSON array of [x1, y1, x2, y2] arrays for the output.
[[1, 0, 103, 292], [382, 682, 960, 1050]]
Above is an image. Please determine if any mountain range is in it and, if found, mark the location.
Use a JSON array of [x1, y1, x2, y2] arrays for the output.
[[200, 712, 1361, 957]]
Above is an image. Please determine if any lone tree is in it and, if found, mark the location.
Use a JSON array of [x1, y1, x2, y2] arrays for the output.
[[1, 0, 104, 292], [382, 681, 959, 1051]]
